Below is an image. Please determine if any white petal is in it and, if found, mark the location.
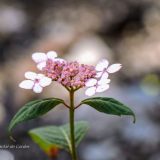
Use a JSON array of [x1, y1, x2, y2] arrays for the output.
[[107, 64, 122, 73], [47, 51, 57, 60], [33, 84, 43, 93], [39, 77, 52, 87], [98, 78, 111, 85], [19, 80, 34, 89], [95, 72, 103, 78], [25, 72, 37, 80], [37, 62, 46, 70], [37, 74, 45, 79], [98, 72, 110, 84], [85, 87, 96, 96], [96, 59, 109, 71], [32, 52, 47, 63], [96, 84, 109, 92], [85, 78, 97, 87], [54, 58, 66, 63], [101, 72, 109, 80]]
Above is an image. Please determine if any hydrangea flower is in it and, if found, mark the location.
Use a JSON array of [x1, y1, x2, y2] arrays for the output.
[[95, 59, 122, 78], [85, 76, 111, 96], [19, 72, 52, 93], [19, 51, 122, 96], [32, 51, 65, 70], [84, 59, 122, 96]]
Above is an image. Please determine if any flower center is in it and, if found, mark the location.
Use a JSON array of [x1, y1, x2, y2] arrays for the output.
[[35, 79, 40, 83]]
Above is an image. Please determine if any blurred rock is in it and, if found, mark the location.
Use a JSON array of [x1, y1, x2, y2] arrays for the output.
[[0, 6, 27, 34], [0, 150, 14, 160], [67, 34, 113, 64], [82, 140, 122, 160], [123, 117, 159, 145]]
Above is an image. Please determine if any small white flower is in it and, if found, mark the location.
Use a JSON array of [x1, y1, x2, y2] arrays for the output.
[[95, 59, 122, 77], [85, 77, 110, 96], [85, 59, 122, 96], [32, 51, 65, 70], [19, 71, 52, 93]]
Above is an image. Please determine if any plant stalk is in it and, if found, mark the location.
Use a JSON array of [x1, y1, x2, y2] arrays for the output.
[[69, 89, 77, 160]]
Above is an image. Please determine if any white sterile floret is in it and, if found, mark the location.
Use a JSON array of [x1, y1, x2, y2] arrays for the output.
[[85, 77, 110, 96], [32, 51, 58, 70], [19, 71, 52, 93], [85, 59, 122, 96], [95, 59, 122, 76]]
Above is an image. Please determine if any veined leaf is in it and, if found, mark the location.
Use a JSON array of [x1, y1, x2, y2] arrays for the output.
[[8, 98, 64, 133], [82, 97, 136, 123], [29, 121, 89, 152]]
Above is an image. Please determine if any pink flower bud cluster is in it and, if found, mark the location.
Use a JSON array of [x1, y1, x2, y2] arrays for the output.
[[43, 60, 96, 88]]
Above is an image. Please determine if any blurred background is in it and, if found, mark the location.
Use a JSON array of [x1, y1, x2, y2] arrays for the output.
[[0, 0, 160, 160]]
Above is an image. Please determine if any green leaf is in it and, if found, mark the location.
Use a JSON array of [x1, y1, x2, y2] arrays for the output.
[[81, 97, 136, 123], [8, 98, 64, 133], [29, 121, 89, 152], [28, 130, 59, 157]]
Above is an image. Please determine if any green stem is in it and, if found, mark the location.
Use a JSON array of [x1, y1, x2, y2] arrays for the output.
[[69, 89, 78, 160]]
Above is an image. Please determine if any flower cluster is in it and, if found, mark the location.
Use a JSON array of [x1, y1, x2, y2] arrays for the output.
[[19, 51, 122, 96], [44, 60, 96, 88]]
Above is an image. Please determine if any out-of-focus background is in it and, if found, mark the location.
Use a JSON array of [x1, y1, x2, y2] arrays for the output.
[[0, 0, 160, 160]]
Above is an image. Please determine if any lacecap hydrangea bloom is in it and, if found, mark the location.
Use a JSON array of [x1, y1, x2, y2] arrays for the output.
[[19, 51, 122, 95], [11, 50, 136, 160]]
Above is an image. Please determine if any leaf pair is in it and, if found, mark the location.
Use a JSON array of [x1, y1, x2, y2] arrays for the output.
[[8, 97, 135, 133]]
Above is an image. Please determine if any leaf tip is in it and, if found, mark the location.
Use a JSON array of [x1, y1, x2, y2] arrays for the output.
[[132, 114, 136, 123]]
